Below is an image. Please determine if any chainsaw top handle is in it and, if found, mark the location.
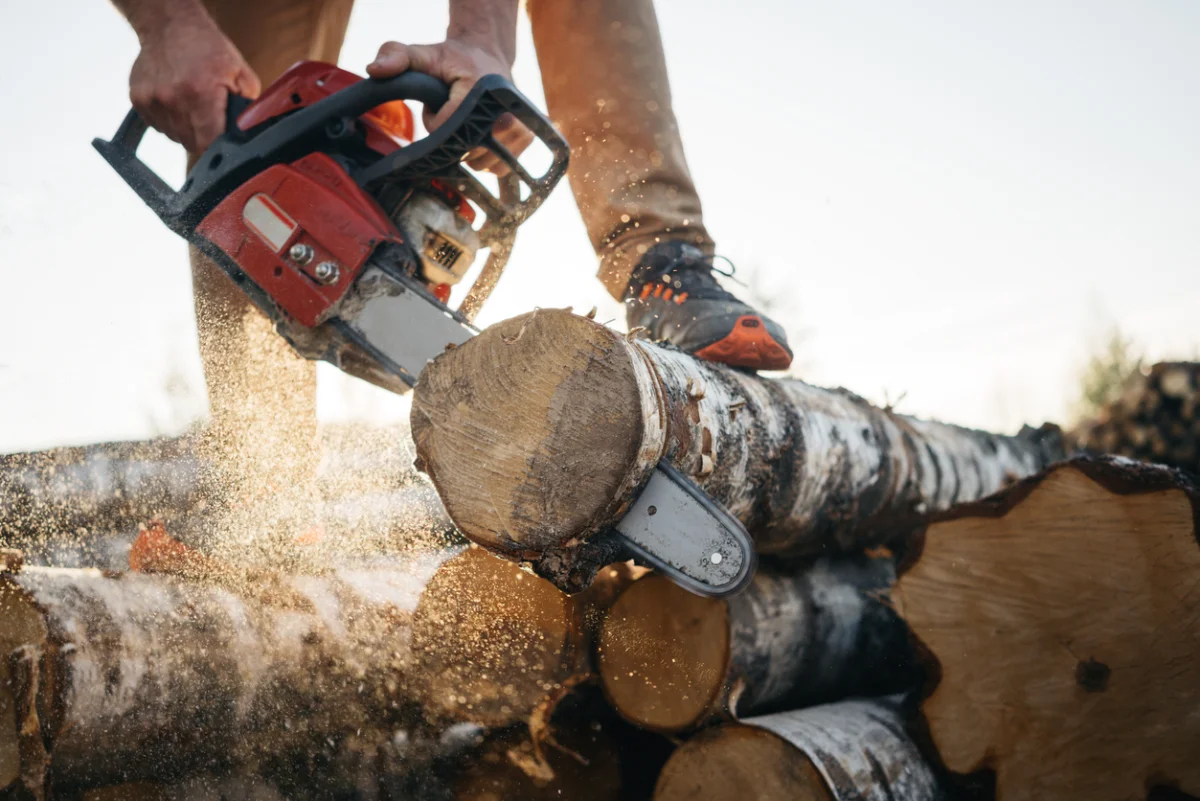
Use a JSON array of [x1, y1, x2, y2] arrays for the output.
[[92, 70, 569, 249]]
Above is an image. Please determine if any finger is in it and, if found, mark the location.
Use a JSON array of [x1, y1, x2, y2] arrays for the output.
[[188, 88, 229, 154], [233, 66, 262, 100], [368, 41, 441, 79], [492, 113, 534, 159], [367, 41, 412, 78], [140, 101, 183, 147], [425, 78, 473, 131], [466, 150, 508, 176]]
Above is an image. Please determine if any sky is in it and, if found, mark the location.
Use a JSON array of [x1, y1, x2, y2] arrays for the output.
[[1, 0, 1197, 453]]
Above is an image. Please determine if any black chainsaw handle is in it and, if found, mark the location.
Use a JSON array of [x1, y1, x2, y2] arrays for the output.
[[92, 71, 453, 231]]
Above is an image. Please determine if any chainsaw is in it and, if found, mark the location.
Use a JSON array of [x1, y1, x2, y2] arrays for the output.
[[93, 60, 568, 393], [94, 61, 755, 597]]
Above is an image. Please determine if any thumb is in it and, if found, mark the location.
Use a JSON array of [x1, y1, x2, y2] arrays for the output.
[[424, 79, 472, 132], [368, 41, 437, 78], [233, 66, 262, 100]]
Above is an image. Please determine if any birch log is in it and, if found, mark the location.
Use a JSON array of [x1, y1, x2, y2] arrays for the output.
[[892, 456, 1200, 801], [0, 555, 451, 798], [411, 309, 1063, 589], [654, 698, 939, 801], [0, 429, 452, 569], [408, 547, 592, 728], [597, 556, 917, 733]]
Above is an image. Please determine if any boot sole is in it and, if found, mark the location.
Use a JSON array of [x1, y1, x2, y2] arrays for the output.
[[693, 315, 793, 371]]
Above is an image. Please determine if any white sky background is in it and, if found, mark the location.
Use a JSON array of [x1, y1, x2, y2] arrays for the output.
[[0, 0, 1197, 453]]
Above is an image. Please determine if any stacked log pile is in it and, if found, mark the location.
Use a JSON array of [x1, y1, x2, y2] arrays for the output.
[[1070, 361, 1200, 476], [408, 310, 1199, 800], [2, 309, 1197, 799]]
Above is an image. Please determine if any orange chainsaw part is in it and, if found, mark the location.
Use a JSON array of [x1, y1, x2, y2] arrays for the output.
[[694, 315, 793, 371], [129, 520, 325, 575], [238, 61, 415, 152]]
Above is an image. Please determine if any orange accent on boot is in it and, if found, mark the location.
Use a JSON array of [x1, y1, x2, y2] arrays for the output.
[[129, 521, 205, 575], [639, 283, 654, 300], [693, 315, 793, 371]]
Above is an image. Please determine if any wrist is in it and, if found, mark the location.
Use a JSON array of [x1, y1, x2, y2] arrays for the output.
[[446, 0, 518, 67], [126, 0, 215, 45]]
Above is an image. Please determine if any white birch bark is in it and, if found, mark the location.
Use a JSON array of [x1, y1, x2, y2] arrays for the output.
[[411, 309, 1062, 587]]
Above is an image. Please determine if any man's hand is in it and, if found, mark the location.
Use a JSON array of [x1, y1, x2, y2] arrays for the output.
[[124, 1, 260, 154], [367, 39, 533, 175]]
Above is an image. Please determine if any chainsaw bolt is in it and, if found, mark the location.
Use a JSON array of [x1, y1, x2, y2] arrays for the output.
[[289, 243, 314, 265], [314, 261, 340, 285]]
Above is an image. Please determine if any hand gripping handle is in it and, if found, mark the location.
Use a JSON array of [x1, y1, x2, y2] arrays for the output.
[[91, 71, 455, 232]]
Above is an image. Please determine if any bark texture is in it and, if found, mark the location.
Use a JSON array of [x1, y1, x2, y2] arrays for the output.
[[597, 557, 917, 733], [411, 309, 1063, 589], [892, 456, 1200, 801], [654, 698, 939, 801], [0, 555, 452, 797]]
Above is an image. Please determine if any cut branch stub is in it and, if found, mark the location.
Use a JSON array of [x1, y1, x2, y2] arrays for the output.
[[892, 456, 1200, 801], [412, 308, 1062, 588]]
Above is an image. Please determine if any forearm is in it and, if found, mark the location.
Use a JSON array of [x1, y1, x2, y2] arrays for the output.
[[111, 0, 214, 42], [447, 0, 519, 65]]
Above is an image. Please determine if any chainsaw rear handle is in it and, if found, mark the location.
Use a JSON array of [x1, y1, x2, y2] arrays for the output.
[[92, 70, 562, 233]]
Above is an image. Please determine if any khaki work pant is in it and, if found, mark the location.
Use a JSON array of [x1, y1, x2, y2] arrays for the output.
[[189, 0, 710, 547]]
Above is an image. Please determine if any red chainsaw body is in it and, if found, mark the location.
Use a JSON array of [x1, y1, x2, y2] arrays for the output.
[[195, 61, 465, 327], [196, 153, 400, 327], [238, 60, 415, 152]]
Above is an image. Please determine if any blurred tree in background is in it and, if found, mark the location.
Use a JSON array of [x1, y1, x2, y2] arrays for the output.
[[1072, 326, 1143, 423]]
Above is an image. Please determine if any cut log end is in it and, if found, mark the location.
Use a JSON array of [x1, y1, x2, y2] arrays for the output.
[[410, 547, 583, 728], [654, 725, 833, 801], [597, 573, 729, 733], [893, 457, 1200, 801], [656, 701, 939, 801], [411, 309, 647, 557]]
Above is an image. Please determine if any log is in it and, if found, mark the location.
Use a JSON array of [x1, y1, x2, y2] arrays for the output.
[[408, 546, 591, 728], [0, 427, 452, 569], [596, 556, 917, 733], [0, 555, 452, 797], [653, 698, 939, 801], [891, 456, 1200, 801], [411, 309, 1063, 590]]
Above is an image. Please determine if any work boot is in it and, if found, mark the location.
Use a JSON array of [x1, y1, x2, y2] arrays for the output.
[[624, 242, 793, 371]]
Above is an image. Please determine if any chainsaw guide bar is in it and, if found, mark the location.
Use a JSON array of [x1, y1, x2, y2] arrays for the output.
[[614, 461, 756, 597]]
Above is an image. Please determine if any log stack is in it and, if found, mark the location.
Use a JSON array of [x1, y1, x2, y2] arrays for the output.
[[1070, 361, 1200, 476], [3, 309, 1197, 800]]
